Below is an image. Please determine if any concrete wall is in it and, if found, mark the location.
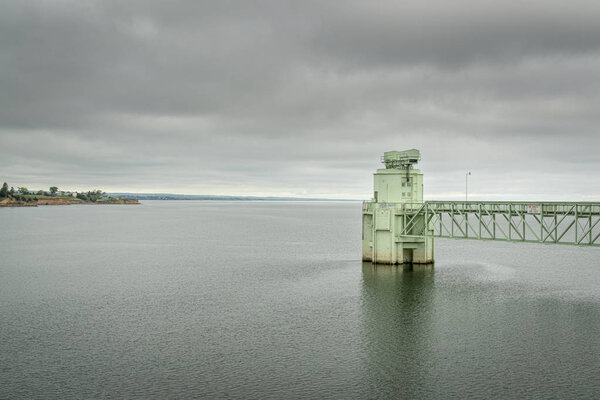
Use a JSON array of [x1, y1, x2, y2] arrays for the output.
[[363, 166, 434, 265], [373, 168, 423, 204]]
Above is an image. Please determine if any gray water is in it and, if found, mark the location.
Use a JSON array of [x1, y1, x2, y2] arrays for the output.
[[1, 201, 600, 399]]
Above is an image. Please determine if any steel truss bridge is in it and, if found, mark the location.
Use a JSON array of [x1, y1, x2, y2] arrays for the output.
[[398, 201, 600, 247]]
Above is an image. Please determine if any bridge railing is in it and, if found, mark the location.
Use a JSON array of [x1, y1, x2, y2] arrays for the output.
[[399, 201, 600, 247]]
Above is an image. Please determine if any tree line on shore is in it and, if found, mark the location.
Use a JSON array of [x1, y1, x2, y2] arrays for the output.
[[0, 182, 111, 202]]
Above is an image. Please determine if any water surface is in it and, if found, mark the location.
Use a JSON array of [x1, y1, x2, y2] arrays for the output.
[[1, 201, 599, 399]]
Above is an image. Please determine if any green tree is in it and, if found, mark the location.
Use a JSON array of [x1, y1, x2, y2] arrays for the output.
[[0, 182, 8, 198], [9, 187, 15, 195], [18, 187, 29, 195], [49, 186, 58, 195], [36, 190, 44, 196]]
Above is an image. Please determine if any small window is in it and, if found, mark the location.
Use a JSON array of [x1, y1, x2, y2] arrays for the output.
[[402, 182, 405, 187]]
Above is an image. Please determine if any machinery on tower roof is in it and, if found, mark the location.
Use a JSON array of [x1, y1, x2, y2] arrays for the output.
[[381, 149, 421, 169]]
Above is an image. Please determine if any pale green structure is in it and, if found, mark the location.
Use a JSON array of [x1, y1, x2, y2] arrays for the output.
[[363, 150, 600, 266], [362, 149, 434, 265]]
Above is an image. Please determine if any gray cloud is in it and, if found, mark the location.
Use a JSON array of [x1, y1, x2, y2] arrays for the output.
[[1, 0, 600, 199]]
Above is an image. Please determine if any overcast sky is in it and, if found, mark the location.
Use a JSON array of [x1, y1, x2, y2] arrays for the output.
[[1, 0, 599, 200]]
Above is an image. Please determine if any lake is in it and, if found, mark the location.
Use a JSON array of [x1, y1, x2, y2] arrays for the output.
[[1, 201, 599, 399]]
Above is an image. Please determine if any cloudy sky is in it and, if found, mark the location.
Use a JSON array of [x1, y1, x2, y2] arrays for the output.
[[1, 0, 599, 200]]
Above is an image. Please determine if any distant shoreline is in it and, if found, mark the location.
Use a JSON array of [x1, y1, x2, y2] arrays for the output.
[[108, 193, 360, 201], [0, 197, 139, 207]]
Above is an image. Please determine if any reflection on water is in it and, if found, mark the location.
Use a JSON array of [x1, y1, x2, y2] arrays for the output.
[[361, 263, 436, 398], [360, 260, 600, 399]]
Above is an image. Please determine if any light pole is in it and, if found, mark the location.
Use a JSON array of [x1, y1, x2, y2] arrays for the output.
[[465, 171, 471, 202]]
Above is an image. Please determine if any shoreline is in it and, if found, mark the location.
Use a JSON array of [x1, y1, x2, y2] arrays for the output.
[[0, 197, 139, 207]]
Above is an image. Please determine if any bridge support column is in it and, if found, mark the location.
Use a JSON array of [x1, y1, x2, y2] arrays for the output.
[[410, 238, 434, 264]]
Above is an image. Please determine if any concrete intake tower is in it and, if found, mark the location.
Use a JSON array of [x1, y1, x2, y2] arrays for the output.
[[362, 149, 434, 265], [363, 150, 600, 262]]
